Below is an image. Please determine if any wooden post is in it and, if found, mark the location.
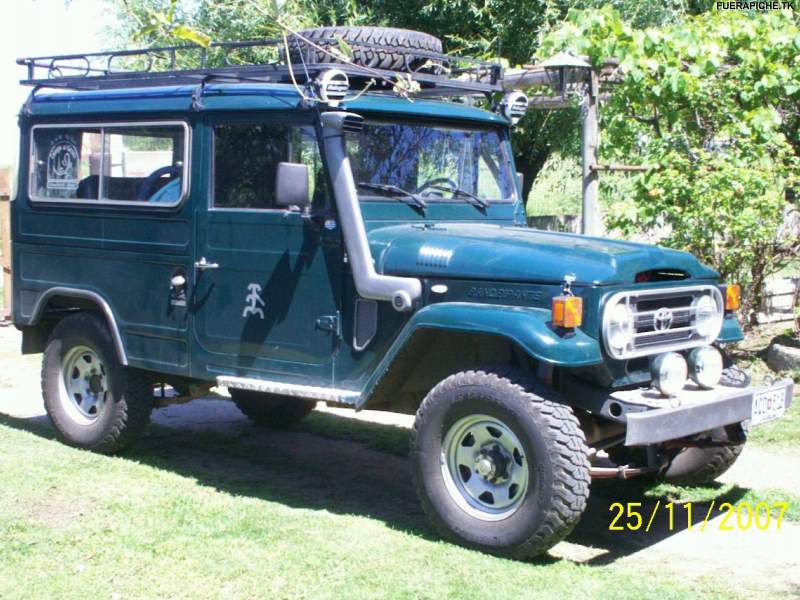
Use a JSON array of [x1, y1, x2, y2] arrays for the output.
[[580, 70, 601, 236], [1, 168, 11, 320]]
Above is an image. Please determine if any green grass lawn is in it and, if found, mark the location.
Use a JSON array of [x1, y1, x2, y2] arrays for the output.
[[0, 415, 760, 600], [1, 330, 797, 599], [749, 398, 800, 448], [640, 482, 800, 523]]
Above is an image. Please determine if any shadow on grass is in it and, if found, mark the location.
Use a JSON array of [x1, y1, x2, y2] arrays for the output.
[[0, 403, 749, 565], [0, 406, 436, 540], [572, 478, 750, 565]]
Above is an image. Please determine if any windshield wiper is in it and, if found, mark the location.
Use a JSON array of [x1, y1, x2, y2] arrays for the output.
[[356, 182, 427, 209], [429, 184, 489, 209]]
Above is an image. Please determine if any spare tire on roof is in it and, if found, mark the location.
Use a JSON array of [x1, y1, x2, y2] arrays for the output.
[[288, 26, 443, 71]]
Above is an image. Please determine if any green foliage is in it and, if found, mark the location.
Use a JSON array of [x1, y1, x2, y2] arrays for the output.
[[540, 8, 800, 320], [358, 1, 697, 203], [357, 0, 699, 66], [526, 153, 582, 217], [109, 1, 698, 201], [110, 0, 375, 48], [121, 0, 211, 46], [107, 0, 377, 72]]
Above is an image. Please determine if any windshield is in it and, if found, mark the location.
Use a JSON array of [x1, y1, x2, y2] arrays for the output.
[[347, 121, 516, 204]]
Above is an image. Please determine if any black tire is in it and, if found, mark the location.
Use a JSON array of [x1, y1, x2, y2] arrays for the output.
[[42, 312, 152, 454], [231, 389, 316, 428], [663, 444, 744, 485], [608, 430, 744, 486], [411, 367, 590, 559], [289, 26, 443, 71]]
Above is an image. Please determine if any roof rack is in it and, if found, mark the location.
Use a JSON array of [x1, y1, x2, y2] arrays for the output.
[[16, 37, 504, 98]]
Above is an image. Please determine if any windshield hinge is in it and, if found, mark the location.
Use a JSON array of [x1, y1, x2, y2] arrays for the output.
[[191, 77, 212, 112], [316, 312, 341, 336]]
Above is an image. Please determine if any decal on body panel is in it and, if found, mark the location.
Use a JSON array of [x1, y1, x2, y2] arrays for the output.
[[242, 283, 266, 319]]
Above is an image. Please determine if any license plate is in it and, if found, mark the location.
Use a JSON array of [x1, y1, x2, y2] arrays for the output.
[[751, 388, 787, 426]]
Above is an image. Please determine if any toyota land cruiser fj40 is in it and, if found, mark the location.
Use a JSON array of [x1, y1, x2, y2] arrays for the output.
[[12, 27, 793, 558]]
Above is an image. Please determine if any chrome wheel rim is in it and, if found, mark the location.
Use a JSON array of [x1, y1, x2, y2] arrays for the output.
[[441, 414, 529, 521], [59, 345, 109, 424]]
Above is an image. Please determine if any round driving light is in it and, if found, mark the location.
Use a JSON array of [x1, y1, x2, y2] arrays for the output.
[[501, 91, 529, 124], [688, 346, 723, 389], [317, 69, 349, 105], [694, 293, 722, 338], [607, 302, 634, 352], [651, 352, 688, 397]]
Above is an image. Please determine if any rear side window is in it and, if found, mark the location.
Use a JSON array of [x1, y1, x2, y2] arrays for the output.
[[30, 123, 188, 205], [213, 123, 325, 210]]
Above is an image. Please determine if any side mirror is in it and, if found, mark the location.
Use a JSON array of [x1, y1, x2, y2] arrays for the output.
[[275, 162, 310, 208]]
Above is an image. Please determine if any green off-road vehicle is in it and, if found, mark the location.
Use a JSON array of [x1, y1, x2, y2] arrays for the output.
[[12, 27, 793, 558]]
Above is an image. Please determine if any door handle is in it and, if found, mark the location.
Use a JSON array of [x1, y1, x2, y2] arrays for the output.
[[194, 257, 219, 270]]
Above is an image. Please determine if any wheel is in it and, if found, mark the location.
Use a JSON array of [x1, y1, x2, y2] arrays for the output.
[[42, 312, 153, 453], [288, 26, 443, 71], [662, 443, 744, 485], [231, 389, 315, 428], [608, 428, 744, 486], [411, 367, 590, 558]]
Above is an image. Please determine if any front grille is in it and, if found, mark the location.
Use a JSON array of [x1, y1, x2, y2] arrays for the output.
[[602, 285, 724, 360]]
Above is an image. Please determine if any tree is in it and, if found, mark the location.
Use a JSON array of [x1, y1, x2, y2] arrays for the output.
[[539, 7, 800, 322], [109, 0, 374, 48], [351, 1, 702, 202], [107, 1, 702, 200]]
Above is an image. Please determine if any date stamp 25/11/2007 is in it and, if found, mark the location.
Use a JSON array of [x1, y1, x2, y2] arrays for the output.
[[608, 501, 790, 532]]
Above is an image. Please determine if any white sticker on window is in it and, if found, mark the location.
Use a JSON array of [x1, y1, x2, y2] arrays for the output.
[[46, 135, 80, 192]]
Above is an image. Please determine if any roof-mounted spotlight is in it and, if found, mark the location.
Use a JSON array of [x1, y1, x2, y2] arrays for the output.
[[317, 69, 350, 106], [499, 91, 529, 125]]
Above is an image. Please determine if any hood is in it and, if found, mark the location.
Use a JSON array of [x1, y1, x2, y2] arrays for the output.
[[368, 223, 718, 286]]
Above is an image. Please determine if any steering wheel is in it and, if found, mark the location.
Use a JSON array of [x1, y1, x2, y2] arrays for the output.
[[137, 165, 180, 200], [414, 177, 459, 196]]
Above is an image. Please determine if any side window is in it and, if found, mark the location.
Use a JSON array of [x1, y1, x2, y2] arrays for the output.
[[30, 124, 187, 205], [213, 123, 325, 210], [31, 128, 102, 200], [103, 126, 185, 203]]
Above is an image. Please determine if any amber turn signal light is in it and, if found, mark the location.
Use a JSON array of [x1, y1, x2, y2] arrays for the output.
[[552, 295, 583, 328], [722, 284, 741, 311]]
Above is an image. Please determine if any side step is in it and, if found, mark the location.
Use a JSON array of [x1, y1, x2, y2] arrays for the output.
[[217, 376, 360, 405]]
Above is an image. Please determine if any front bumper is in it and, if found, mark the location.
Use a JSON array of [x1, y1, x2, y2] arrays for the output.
[[603, 379, 794, 446]]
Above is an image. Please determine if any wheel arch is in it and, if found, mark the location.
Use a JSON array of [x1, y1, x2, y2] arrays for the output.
[[19, 287, 128, 365], [358, 302, 603, 412]]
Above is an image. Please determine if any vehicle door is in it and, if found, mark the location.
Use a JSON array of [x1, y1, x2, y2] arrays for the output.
[[192, 116, 341, 383]]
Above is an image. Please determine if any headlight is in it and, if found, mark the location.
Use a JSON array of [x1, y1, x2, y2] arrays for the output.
[[607, 302, 634, 353], [688, 346, 723, 389], [694, 294, 722, 339], [651, 352, 688, 397], [694, 293, 723, 338]]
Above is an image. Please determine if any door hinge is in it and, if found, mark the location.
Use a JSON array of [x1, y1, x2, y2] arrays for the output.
[[316, 312, 341, 336]]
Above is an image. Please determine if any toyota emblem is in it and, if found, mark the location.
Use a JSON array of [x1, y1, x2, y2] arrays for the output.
[[653, 307, 673, 332]]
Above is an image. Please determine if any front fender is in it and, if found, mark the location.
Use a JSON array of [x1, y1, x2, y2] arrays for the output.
[[717, 315, 744, 344], [358, 302, 602, 408]]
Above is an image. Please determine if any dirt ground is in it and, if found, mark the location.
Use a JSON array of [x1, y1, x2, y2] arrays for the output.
[[1, 325, 798, 597]]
